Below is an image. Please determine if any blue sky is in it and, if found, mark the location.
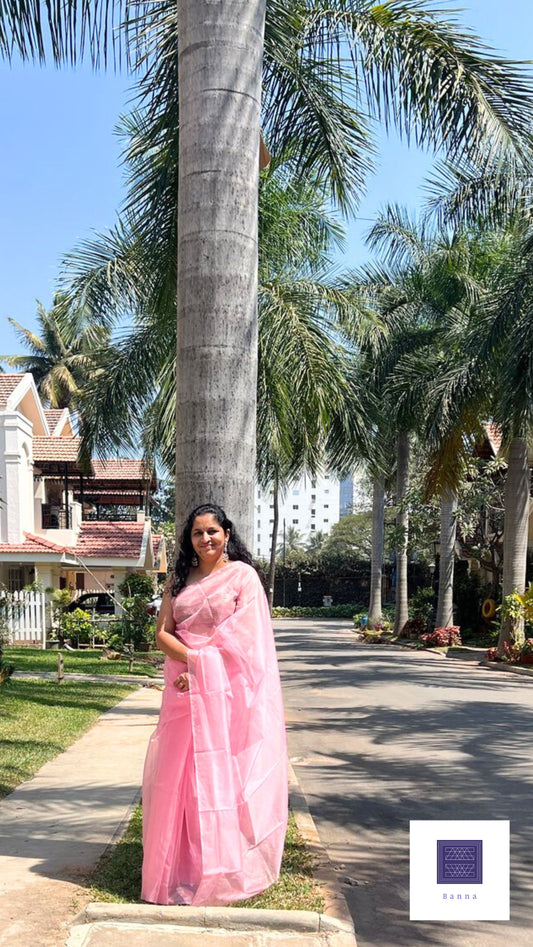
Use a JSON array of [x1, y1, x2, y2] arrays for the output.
[[1, 1, 532, 356]]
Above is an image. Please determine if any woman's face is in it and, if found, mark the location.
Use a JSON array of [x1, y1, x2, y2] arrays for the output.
[[190, 513, 229, 566]]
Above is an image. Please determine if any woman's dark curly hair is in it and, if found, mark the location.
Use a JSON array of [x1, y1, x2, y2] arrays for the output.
[[171, 503, 254, 596]]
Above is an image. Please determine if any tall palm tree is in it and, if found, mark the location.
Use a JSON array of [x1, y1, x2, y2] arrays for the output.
[[6, 2, 533, 545], [1, 296, 108, 409], [362, 205, 495, 633], [368, 474, 386, 626], [422, 155, 533, 647]]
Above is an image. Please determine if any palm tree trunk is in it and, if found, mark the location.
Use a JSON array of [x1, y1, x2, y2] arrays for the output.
[[434, 488, 458, 629], [368, 474, 385, 626], [267, 471, 280, 612], [393, 432, 409, 635], [175, 0, 266, 546], [499, 436, 530, 649]]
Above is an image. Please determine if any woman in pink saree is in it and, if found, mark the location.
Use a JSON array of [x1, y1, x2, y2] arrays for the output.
[[141, 503, 288, 906]]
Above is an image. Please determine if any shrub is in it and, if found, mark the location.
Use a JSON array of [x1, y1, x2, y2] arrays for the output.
[[408, 586, 434, 624], [420, 625, 462, 648], [271, 604, 361, 619], [120, 597, 153, 649], [119, 573, 154, 600], [62, 608, 94, 644]]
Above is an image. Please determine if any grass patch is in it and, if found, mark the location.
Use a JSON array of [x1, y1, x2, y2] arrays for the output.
[[0, 678, 134, 798], [5, 647, 161, 678], [90, 807, 324, 912]]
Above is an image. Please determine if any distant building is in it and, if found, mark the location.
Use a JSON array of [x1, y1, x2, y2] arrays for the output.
[[0, 373, 166, 594], [254, 472, 341, 559], [339, 475, 354, 517]]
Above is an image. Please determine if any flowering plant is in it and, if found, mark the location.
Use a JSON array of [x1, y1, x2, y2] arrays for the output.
[[485, 647, 500, 661], [420, 625, 461, 647]]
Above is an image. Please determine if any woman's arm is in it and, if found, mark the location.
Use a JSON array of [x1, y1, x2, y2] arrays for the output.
[[155, 590, 189, 662]]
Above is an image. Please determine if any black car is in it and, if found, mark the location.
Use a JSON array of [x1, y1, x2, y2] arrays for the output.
[[67, 592, 115, 615]]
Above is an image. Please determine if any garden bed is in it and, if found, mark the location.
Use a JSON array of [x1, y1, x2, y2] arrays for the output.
[[88, 806, 325, 912]]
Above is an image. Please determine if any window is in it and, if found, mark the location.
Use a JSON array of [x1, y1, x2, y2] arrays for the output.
[[8, 567, 24, 591], [311, 524, 316, 531], [292, 504, 299, 510], [257, 535, 261, 543], [257, 548, 261, 556], [324, 473, 330, 479], [257, 519, 261, 528], [257, 489, 261, 498], [324, 518, 329, 523], [269, 518, 274, 523], [292, 519, 299, 525], [270, 503, 274, 508], [269, 533, 272, 539], [325, 489, 330, 494], [324, 504, 329, 509], [311, 493, 316, 501], [311, 480, 317, 488], [311, 509, 316, 516]]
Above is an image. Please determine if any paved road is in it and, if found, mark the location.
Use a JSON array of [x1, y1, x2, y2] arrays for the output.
[[275, 619, 533, 947]]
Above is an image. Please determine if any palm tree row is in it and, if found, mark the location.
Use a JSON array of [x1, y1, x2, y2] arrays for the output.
[[2, 2, 533, 632], [3, 0, 533, 540], [355, 195, 533, 650]]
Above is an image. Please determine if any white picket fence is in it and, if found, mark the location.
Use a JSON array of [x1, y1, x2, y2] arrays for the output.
[[2, 590, 48, 649]]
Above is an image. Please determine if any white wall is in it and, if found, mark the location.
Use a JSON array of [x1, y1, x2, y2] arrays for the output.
[[254, 472, 341, 559], [0, 411, 35, 543]]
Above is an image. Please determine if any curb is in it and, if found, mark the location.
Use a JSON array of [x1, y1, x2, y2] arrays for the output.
[[288, 762, 354, 932], [74, 902, 353, 934], [69, 760, 356, 943], [479, 659, 533, 679]]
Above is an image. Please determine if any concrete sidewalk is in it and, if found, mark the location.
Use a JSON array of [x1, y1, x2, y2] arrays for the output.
[[0, 686, 161, 947], [0, 680, 356, 947]]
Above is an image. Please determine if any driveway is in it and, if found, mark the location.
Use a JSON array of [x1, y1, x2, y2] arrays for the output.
[[275, 619, 533, 947]]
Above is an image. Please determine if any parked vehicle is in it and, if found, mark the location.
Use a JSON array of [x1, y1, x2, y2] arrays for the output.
[[66, 592, 115, 615]]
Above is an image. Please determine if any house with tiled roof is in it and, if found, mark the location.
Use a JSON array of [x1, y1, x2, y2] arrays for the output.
[[0, 373, 166, 596]]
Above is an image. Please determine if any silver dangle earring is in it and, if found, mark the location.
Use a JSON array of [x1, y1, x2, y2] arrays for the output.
[[223, 538, 229, 562], [191, 554, 199, 567]]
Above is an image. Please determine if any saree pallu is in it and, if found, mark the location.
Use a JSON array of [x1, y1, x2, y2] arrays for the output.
[[141, 560, 288, 905]]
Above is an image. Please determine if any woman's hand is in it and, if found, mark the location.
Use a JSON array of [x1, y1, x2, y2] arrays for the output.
[[174, 672, 190, 692]]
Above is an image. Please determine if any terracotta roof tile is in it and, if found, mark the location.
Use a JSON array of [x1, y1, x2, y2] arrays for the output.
[[0, 375, 23, 408], [43, 408, 70, 435], [91, 458, 153, 481], [0, 532, 67, 555], [74, 521, 145, 559], [33, 436, 81, 462]]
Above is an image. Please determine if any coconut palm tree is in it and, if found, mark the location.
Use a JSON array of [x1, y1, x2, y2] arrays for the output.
[[422, 156, 533, 647], [361, 205, 496, 634], [1, 296, 108, 409], [5, 1, 533, 541]]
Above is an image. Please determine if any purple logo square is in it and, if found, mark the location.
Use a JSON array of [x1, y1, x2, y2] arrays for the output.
[[437, 840, 483, 884]]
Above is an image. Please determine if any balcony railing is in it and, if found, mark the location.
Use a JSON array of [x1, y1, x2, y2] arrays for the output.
[[41, 505, 72, 529]]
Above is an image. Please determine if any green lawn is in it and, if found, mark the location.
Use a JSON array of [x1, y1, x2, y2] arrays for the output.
[[4, 647, 162, 678], [0, 678, 135, 798], [90, 807, 325, 912]]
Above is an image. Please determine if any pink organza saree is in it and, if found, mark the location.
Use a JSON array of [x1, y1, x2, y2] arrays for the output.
[[141, 560, 288, 905]]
